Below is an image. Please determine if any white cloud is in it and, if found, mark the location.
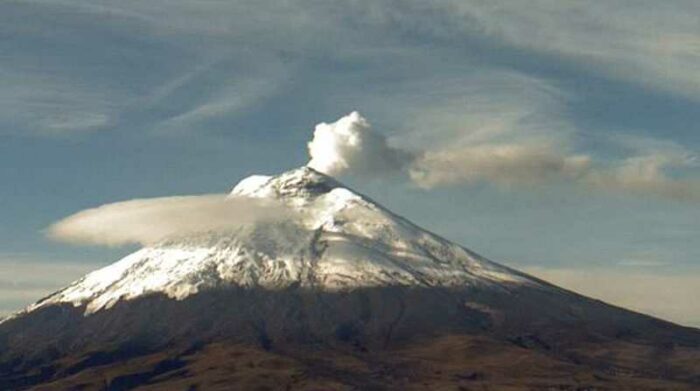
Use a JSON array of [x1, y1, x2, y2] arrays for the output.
[[524, 266, 700, 327], [48, 194, 293, 246], [411, 144, 591, 188], [307, 111, 412, 176]]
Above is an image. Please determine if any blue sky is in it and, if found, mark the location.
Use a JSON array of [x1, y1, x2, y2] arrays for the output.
[[1, 1, 699, 325]]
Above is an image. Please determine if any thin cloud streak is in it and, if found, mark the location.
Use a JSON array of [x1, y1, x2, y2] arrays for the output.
[[440, 0, 700, 98], [411, 144, 591, 188]]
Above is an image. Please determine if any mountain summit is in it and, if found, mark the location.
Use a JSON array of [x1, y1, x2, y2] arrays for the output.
[[2, 167, 699, 390]]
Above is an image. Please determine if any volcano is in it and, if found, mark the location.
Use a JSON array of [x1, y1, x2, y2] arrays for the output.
[[1, 167, 699, 390]]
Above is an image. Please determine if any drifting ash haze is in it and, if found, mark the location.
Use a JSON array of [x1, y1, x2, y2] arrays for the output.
[[308, 112, 700, 200]]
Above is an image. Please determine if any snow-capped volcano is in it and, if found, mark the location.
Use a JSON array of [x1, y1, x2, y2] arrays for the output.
[[28, 167, 534, 315], [3, 167, 700, 390]]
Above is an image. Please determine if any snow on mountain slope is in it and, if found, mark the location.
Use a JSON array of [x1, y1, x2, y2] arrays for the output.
[[26, 167, 538, 315]]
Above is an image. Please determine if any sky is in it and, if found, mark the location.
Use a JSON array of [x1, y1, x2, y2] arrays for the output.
[[1, 1, 699, 326]]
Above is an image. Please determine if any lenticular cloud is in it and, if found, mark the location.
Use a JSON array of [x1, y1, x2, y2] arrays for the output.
[[47, 195, 291, 246]]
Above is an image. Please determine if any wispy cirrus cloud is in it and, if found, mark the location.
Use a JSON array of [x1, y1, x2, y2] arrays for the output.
[[421, 0, 700, 98], [0, 69, 117, 135], [5, 0, 700, 139], [153, 65, 290, 134]]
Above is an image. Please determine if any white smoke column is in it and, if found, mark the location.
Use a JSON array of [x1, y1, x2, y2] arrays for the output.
[[307, 111, 411, 176]]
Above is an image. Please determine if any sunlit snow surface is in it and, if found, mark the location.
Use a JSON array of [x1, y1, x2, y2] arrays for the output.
[[26, 167, 536, 316]]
